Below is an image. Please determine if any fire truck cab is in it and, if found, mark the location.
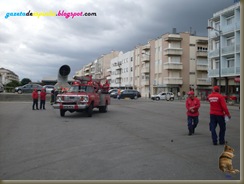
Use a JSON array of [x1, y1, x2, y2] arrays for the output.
[[53, 76, 110, 117]]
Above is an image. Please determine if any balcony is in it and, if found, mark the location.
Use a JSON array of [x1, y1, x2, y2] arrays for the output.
[[141, 66, 149, 73], [164, 48, 183, 56], [196, 78, 211, 85], [141, 79, 149, 86], [196, 39, 208, 44], [208, 49, 219, 58], [222, 45, 235, 55], [142, 44, 150, 51], [163, 62, 183, 70], [163, 77, 183, 85], [141, 55, 150, 62], [115, 75, 122, 79], [196, 64, 208, 71], [106, 76, 111, 80], [164, 34, 182, 41], [208, 69, 219, 77], [196, 51, 207, 57]]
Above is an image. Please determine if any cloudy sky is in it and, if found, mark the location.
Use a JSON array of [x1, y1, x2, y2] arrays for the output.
[[0, 0, 235, 82]]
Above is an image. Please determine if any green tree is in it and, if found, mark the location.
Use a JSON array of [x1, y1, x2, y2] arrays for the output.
[[5, 80, 21, 92], [21, 78, 32, 85]]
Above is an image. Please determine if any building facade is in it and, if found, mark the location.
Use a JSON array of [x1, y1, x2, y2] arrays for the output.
[[208, 2, 240, 102], [110, 51, 134, 89], [0, 67, 19, 85], [132, 32, 210, 99]]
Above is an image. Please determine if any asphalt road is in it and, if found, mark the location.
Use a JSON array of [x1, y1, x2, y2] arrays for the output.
[[0, 99, 241, 180]]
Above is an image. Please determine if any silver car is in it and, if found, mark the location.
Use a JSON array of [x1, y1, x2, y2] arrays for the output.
[[43, 85, 54, 94], [151, 92, 175, 101], [15, 83, 43, 94]]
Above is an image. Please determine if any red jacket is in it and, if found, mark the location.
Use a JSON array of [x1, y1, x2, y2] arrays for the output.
[[186, 97, 200, 116], [208, 92, 230, 116], [32, 90, 38, 100], [40, 90, 46, 100]]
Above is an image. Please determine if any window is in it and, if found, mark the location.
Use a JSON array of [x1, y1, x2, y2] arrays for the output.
[[227, 37, 234, 46], [215, 41, 219, 50], [215, 21, 220, 29], [215, 60, 219, 69], [227, 58, 234, 68], [226, 16, 234, 25]]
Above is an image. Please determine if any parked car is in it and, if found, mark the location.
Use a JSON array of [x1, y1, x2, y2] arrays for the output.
[[0, 83, 4, 93], [108, 89, 118, 94], [43, 85, 55, 94], [151, 92, 174, 101], [15, 83, 43, 94], [118, 89, 141, 99], [110, 91, 118, 98]]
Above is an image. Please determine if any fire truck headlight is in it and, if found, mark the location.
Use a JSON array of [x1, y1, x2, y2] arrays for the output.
[[79, 95, 88, 102], [56, 96, 62, 102]]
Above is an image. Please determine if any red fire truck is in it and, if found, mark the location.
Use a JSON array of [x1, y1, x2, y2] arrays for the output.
[[53, 76, 110, 117]]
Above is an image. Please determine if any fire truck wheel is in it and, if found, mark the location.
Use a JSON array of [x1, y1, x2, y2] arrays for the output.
[[60, 109, 66, 117], [86, 103, 93, 117]]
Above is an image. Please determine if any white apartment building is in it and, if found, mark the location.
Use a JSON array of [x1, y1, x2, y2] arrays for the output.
[[208, 2, 240, 102], [110, 51, 134, 89], [0, 67, 19, 85]]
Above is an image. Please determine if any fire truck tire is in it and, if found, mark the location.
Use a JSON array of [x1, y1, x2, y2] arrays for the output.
[[99, 105, 108, 113], [60, 109, 66, 117], [86, 103, 93, 117]]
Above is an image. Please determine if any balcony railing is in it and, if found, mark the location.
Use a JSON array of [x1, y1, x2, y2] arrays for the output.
[[222, 45, 234, 55], [208, 67, 239, 77], [208, 49, 219, 58], [196, 51, 208, 57], [196, 78, 211, 85], [163, 77, 183, 85], [141, 66, 150, 73], [222, 67, 235, 75], [164, 48, 183, 56], [196, 65, 208, 71], [142, 44, 150, 50], [141, 79, 149, 86], [163, 62, 183, 70], [141, 55, 150, 62]]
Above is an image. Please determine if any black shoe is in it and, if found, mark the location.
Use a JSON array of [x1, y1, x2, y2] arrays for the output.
[[219, 142, 225, 145], [213, 142, 218, 145], [188, 132, 192, 136]]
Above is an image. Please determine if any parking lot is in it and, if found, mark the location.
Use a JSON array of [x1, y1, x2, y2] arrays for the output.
[[0, 98, 241, 180]]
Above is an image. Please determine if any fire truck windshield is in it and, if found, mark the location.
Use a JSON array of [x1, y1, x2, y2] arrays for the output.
[[68, 85, 94, 93]]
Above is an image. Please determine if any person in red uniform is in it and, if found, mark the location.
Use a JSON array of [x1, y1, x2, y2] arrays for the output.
[[40, 88, 46, 110], [208, 86, 231, 145], [185, 90, 200, 135], [32, 88, 39, 110], [102, 80, 110, 93]]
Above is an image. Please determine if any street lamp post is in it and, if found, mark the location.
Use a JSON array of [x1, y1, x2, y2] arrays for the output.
[[207, 26, 222, 92], [142, 52, 151, 98]]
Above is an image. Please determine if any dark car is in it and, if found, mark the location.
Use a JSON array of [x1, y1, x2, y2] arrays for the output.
[[118, 89, 141, 99], [15, 83, 43, 94]]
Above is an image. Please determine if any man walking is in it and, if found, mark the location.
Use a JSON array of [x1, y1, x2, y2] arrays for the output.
[[185, 91, 200, 135], [208, 86, 231, 145]]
